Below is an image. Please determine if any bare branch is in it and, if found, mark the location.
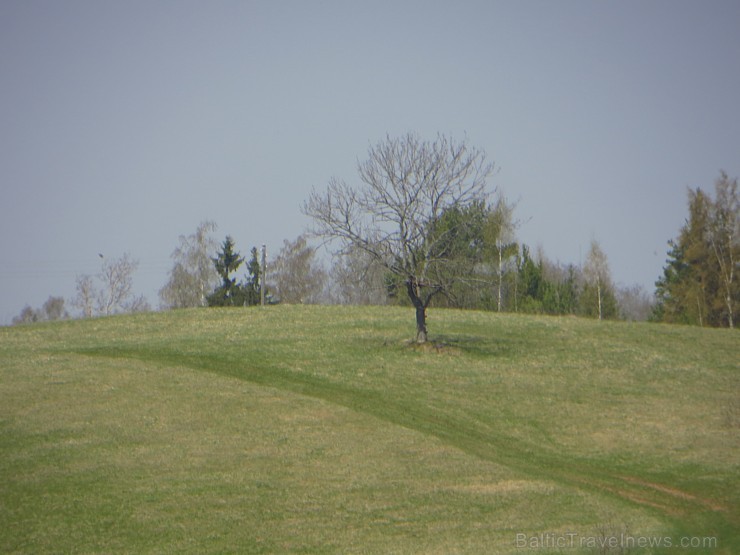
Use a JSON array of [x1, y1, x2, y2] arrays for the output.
[[303, 133, 496, 340]]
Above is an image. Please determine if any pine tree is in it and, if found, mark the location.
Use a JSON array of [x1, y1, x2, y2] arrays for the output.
[[207, 236, 245, 307], [243, 247, 262, 306], [653, 239, 689, 323], [660, 189, 715, 325]]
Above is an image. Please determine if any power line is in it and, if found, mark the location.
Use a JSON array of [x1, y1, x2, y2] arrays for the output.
[[0, 257, 172, 280]]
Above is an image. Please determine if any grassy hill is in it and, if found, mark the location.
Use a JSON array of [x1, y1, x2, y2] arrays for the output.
[[1, 305, 737, 553]]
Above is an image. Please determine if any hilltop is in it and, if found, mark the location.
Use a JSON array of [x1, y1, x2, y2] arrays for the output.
[[1, 305, 737, 553]]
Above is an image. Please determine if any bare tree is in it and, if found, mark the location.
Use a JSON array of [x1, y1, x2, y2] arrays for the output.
[[708, 172, 738, 328], [269, 235, 327, 304], [97, 253, 139, 315], [12, 296, 69, 325], [583, 240, 612, 321], [73, 254, 146, 317], [42, 296, 69, 321], [616, 284, 654, 322], [160, 221, 219, 309], [73, 274, 96, 318], [303, 133, 494, 342], [330, 245, 389, 305], [12, 306, 40, 325], [126, 294, 151, 313]]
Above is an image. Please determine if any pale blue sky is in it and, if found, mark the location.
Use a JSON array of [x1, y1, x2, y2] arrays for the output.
[[1, 0, 739, 323]]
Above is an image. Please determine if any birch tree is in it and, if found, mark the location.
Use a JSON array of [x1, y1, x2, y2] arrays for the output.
[[708, 172, 739, 328], [73, 274, 96, 318], [583, 240, 612, 321], [483, 196, 518, 312], [73, 254, 147, 317], [160, 221, 219, 309], [97, 253, 144, 315]]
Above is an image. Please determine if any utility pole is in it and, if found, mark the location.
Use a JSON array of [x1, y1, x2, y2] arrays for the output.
[[260, 244, 266, 307]]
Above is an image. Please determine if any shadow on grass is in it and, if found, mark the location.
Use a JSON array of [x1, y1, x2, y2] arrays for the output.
[[403, 334, 525, 359]]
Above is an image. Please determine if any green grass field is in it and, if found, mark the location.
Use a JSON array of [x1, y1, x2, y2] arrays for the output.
[[1, 305, 737, 553]]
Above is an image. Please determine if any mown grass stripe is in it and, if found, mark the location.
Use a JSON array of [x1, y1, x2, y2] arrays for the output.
[[75, 342, 738, 542]]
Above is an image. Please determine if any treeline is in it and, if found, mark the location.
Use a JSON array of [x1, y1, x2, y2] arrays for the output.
[[356, 235, 641, 321], [155, 212, 643, 321], [11, 253, 150, 325], [155, 169, 740, 328], [11, 174, 738, 329], [157, 223, 327, 309]]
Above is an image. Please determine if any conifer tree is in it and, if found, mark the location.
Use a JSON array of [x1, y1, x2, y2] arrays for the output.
[[208, 236, 245, 306], [244, 247, 262, 306]]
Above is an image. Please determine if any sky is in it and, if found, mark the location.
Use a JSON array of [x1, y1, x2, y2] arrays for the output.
[[1, 0, 739, 324]]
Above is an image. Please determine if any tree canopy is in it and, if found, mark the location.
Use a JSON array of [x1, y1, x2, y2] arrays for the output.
[[304, 133, 495, 341], [207, 236, 262, 307], [654, 172, 739, 328]]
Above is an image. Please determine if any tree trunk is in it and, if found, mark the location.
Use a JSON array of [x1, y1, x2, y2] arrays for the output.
[[723, 260, 734, 329], [415, 304, 428, 343], [406, 280, 428, 343], [497, 242, 503, 312], [726, 292, 734, 329]]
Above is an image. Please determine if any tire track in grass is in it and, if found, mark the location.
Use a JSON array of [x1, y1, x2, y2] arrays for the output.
[[75, 346, 737, 550]]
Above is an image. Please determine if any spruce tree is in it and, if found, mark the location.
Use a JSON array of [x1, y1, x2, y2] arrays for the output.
[[656, 189, 715, 325], [208, 236, 245, 306], [244, 247, 262, 306]]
